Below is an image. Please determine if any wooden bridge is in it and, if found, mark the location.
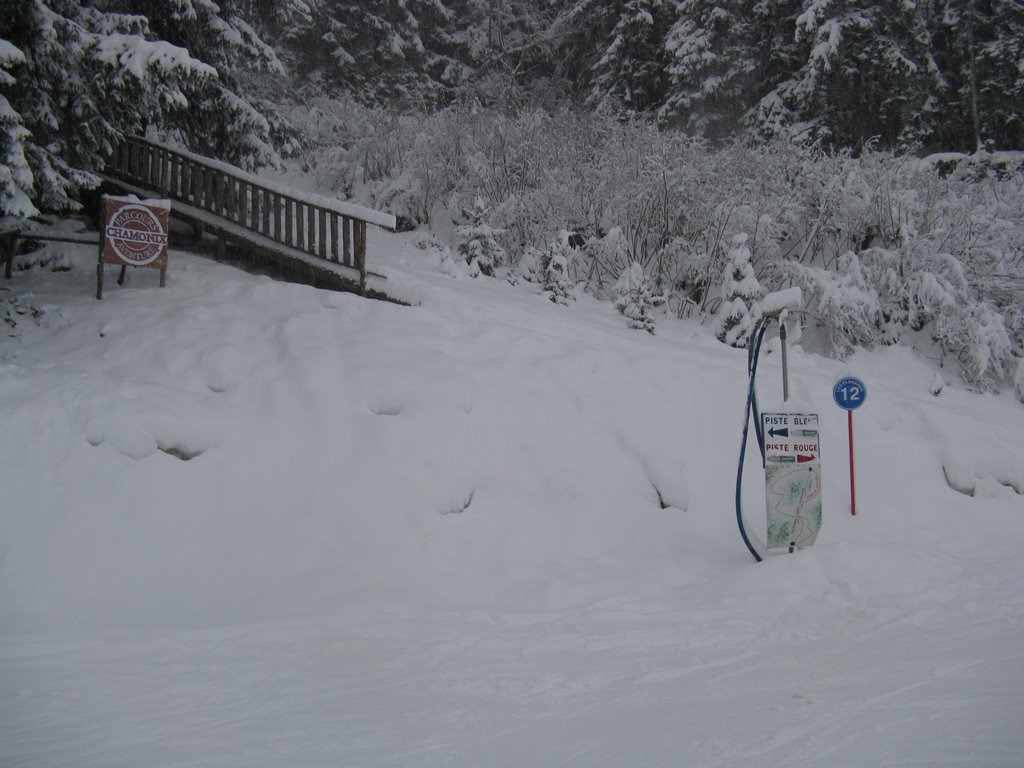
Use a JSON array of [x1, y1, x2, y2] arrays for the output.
[[101, 136, 398, 298]]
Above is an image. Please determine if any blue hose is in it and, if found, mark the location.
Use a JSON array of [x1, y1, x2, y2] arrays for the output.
[[736, 321, 768, 562]]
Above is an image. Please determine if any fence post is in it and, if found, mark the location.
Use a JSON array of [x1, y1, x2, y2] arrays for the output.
[[355, 220, 367, 292], [318, 208, 328, 259], [285, 198, 293, 247]]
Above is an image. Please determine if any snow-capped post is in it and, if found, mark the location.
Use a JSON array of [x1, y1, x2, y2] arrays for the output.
[[757, 288, 822, 552], [833, 377, 867, 516], [97, 195, 171, 299]]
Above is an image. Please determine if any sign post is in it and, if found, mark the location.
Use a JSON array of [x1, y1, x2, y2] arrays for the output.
[[98, 195, 170, 299], [832, 377, 866, 516], [761, 412, 823, 550]]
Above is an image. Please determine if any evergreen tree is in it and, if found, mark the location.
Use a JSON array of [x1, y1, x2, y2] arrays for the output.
[[0, 38, 34, 216], [126, 0, 294, 169], [930, 0, 1024, 151], [613, 261, 665, 333], [548, 0, 626, 104], [588, 0, 672, 113], [291, 0, 469, 106], [0, 0, 216, 215], [660, 0, 759, 136], [756, 0, 938, 148], [456, 196, 506, 276], [0, 0, 292, 216], [538, 235, 576, 305], [716, 233, 762, 347]]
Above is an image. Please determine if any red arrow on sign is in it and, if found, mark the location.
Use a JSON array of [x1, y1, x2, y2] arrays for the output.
[[797, 454, 816, 463]]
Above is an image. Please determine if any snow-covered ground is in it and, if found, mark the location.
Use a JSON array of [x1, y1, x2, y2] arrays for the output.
[[1, 228, 1022, 767]]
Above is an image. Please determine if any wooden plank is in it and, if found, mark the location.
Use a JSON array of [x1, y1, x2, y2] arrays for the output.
[[285, 197, 293, 247], [251, 184, 259, 231], [144, 144, 154, 187], [226, 176, 236, 222], [261, 189, 270, 235], [274, 194, 282, 243], [206, 170, 216, 213], [170, 155, 179, 198], [182, 160, 192, 205], [319, 207, 328, 259], [296, 202, 305, 251], [343, 216, 351, 266], [355, 220, 365, 270], [214, 172, 223, 216], [331, 213, 339, 261]]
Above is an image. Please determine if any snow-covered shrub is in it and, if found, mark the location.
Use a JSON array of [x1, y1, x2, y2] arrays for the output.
[[287, 101, 1024, 393], [613, 263, 665, 334], [1015, 359, 1024, 404], [580, 227, 631, 296], [933, 301, 1015, 389], [538, 238, 575, 305], [781, 254, 886, 357], [715, 234, 762, 347], [456, 197, 507, 277]]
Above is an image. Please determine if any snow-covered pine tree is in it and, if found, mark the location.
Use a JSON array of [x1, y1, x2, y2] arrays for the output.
[[660, 0, 761, 136], [456, 196, 506, 277], [538, 235, 576, 305], [613, 262, 665, 333], [0, 38, 35, 217], [588, 0, 671, 113], [138, 0, 294, 170], [0, 0, 292, 216], [930, 0, 1024, 151], [760, 0, 937, 147], [0, 0, 217, 215], [715, 233, 761, 347], [290, 0, 463, 106]]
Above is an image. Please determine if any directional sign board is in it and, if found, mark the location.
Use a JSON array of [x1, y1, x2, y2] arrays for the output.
[[762, 412, 823, 549]]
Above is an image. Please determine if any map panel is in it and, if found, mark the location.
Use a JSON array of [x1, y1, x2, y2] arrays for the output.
[[762, 412, 822, 549]]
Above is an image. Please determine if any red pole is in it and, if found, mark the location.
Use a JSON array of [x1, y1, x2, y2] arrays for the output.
[[848, 409, 857, 516]]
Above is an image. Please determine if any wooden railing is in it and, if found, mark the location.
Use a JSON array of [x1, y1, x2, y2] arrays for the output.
[[107, 136, 396, 284]]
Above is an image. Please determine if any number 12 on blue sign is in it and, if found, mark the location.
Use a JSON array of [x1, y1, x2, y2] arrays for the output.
[[834, 377, 866, 410], [833, 377, 866, 516]]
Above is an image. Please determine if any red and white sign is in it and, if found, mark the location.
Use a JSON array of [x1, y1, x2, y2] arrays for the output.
[[102, 196, 170, 269]]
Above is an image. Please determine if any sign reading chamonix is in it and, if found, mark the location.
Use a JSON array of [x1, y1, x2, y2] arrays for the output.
[[97, 195, 170, 299], [102, 196, 170, 268]]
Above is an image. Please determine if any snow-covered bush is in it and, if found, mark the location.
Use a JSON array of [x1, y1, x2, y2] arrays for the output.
[[715, 234, 762, 347], [781, 254, 886, 357], [537, 237, 576, 305], [456, 197, 507, 277], [288, 101, 1024, 392], [613, 262, 665, 334], [580, 227, 631, 296]]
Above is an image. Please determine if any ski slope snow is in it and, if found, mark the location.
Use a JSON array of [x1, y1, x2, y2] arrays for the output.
[[1, 228, 1022, 766]]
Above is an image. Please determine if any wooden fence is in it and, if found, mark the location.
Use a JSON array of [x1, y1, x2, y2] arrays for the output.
[[107, 136, 396, 289]]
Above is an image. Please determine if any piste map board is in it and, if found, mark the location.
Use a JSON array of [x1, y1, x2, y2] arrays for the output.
[[762, 412, 822, 549]]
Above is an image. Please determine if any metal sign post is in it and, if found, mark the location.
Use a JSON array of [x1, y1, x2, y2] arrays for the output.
[[833, 377, 866, 516]]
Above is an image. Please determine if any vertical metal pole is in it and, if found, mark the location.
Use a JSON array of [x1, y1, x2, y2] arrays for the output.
[[848, 409, 857, 516], [779, 320, 790, 402]]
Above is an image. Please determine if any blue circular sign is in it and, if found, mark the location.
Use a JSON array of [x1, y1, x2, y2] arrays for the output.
[[833, 377, 867, 410]]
